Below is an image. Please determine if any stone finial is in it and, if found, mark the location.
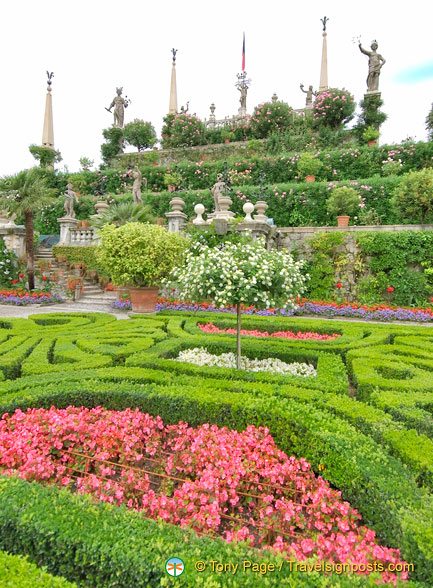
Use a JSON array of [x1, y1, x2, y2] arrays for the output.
[[192, 203, 207, 225], [271, 93, 278, 103], [243, 202, 255, 222], [320, 16, 329, 32]]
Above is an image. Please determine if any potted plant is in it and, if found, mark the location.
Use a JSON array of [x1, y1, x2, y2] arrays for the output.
[[297, 153, 323, 182], [163, 172, 183, 193], [362, 125, 380, 146], [326, 186, 361, 226], [96, 223, 188, 313]]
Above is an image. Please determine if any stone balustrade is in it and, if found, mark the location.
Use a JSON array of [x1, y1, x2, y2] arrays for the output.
[[69, 227, 98, 246]]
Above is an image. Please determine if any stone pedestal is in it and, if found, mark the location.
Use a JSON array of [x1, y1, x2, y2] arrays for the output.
[[58, 217, 78, 245], [0, 210, 26, 257], [166, 211, 187, 233]]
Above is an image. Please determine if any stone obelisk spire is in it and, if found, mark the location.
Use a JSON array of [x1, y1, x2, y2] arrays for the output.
[[319, 17, 329, 91], [169, 49, 178, 114], [42, 71, 55, 148]]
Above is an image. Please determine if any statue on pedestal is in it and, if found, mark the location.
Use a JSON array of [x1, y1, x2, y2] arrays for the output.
[[211, 174, 226, 212], [132, 167, 147, 204], [300, 84, 317, 107], [358, 41, 386, 93], [63, 184, 79, 218], [238, 84, 247, 110], [106, 87, 130, 128]]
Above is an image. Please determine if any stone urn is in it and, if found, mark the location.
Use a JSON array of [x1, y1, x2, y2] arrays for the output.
[[129, 287, 160, 313], [254, 201, 269, 223], [337, 215, 350, 227], [218, 196, 233, 213], [169, 197, 185, 212], [95, 200, 110, 214]]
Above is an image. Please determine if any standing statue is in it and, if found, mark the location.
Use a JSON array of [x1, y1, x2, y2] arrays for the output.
[[238, 84, 247, 110], [132, 167, 147, 205], [211, 174, 226, 212], [106, 87, 130, 128], [300, 84, 317, 107], [63, 184, 79, 218], [358, 41, 386, 93]]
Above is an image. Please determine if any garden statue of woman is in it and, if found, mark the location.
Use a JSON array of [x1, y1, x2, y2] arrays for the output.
[[63, 184, 78, 218], [211, 174, 226, 212], [358, 41, 386, 93], [132, 167, 146, 204], [106, 87, 129, 128]]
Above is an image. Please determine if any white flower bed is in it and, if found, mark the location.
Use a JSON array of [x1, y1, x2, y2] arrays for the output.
[[175, 347, 317, 377]]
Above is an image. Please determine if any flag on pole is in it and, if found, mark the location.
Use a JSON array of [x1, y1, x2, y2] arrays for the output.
[[242, 32, 245, 71]]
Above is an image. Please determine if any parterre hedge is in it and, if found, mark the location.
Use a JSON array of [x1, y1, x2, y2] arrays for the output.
[[0, 312, 432, 585]]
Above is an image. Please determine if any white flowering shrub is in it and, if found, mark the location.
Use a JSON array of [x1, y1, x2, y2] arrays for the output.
[[164, 237, 309, 369], [0, 238, 17, 286], [165, 238, 308, 310], [175, 347, 317, 377]]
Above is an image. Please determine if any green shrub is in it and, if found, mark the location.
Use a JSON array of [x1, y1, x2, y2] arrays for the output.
[[326, 187, 361, 216], [161, 113, 206, 148], [392, 168, 433, 223], [97, 223, 188, 287], [312, 89, 356, 129], [123, 119, 157, 151], [297, 152, 323, 178], [0, 550, 77, 587], [249, 101, 293, 138]]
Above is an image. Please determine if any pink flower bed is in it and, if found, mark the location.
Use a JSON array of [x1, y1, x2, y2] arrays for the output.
[[0, 407, 408, 584], [198, 322, 340, 340]]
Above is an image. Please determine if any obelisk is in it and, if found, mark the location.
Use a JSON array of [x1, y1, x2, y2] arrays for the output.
[[169, 49, 178, 114], [42, 71, 55, 148], [319, 17, 329, 92]]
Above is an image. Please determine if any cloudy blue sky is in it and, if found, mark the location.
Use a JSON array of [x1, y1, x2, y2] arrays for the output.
[[1, 0, 432, 175]]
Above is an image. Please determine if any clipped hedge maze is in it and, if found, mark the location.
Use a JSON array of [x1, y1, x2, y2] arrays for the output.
[[0, 312, 432, 586]]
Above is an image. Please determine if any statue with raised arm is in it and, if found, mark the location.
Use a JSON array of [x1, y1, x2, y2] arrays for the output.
[[358, 40, 386, 93], [106, 87, 130, 128], [300, 84, 317, 107], [211, 174, 226, 212], [132, 167, 147, 205], [63, 183, 79, 218]]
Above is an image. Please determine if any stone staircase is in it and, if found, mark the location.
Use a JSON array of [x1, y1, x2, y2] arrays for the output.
[[35, 247, 118, 311]]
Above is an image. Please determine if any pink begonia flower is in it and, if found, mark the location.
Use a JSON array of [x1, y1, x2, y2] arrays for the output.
[[0, 407, 410, 584]]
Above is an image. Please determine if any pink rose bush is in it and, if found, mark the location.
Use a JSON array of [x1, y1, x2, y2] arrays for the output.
[[0, 407, 409, 584], [198, 322, 340, 340]]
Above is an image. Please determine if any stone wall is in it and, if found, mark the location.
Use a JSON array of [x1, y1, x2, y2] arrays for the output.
[[278, 224, 433, 254], [278, 224, 433, 302]]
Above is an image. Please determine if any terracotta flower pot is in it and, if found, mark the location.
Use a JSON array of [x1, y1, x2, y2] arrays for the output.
[[129, 287, 159, 313], [337, 215, 350, 227], [368, 140, 377, 147], [305, 175, 316, 182]]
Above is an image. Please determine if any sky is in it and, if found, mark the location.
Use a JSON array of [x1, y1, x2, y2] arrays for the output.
[[1, 0, 432, 176]]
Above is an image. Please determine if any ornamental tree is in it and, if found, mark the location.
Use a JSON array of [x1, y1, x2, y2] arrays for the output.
[[164, 238, 308, 368], [0, 168, 57, 290], [161, 113, 206, 148], [123, 119, 157, 151], [312, 88, 355, 129], [249, 101, 293, 139], [392, 168, 433, 223]]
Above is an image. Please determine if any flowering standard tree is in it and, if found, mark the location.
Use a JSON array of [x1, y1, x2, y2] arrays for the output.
[[312, 88, 355, 129], [164, 238, 308, 368]]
